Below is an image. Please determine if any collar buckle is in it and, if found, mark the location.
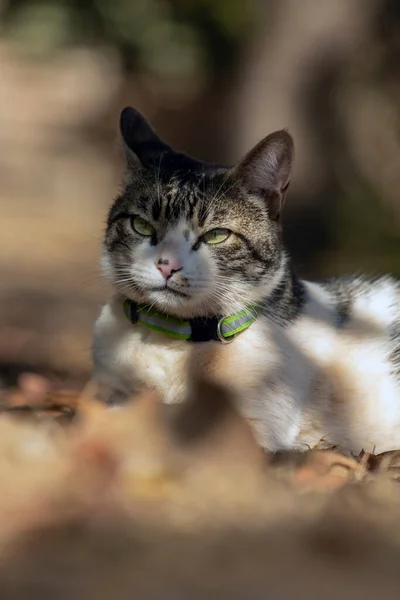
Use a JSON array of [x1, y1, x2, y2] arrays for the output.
[[217, 318, 235, 344]]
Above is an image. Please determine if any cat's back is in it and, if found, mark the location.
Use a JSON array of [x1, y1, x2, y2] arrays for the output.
[[320, 274, 400, 335], [294, 274, 400, 453], [301, 273, 400, 394]]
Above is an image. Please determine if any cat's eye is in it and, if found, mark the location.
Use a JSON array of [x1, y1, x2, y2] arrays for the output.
[[131, 215, 155, 237], [202, 228, 231, 245]]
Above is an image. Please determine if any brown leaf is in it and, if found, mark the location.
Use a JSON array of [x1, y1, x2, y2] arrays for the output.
[[289, 451, 366, 492]]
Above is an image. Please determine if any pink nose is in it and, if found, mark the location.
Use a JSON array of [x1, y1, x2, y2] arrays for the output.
[[156, 255, 183, 280]]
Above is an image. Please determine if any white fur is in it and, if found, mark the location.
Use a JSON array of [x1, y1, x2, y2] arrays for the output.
[[92, 277, 400, 454]]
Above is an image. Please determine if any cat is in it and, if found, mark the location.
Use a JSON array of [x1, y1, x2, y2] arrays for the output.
[[92, 106, 400, 454]]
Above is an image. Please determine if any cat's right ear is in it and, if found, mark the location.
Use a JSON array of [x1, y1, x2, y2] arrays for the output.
[[231, 129, 294, 221], [119, 107, 172, 171]]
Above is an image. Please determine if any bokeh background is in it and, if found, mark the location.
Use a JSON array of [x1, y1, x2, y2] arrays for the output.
[[0, 0, 399, 379]]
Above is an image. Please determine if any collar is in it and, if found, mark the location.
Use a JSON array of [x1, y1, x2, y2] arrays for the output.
[[123, 298, 260, 343]]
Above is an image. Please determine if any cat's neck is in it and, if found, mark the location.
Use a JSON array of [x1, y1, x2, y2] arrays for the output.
[[261, 265, 306, 326]]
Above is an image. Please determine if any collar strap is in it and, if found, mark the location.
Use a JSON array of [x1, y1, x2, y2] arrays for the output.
[[123, 299, 260, 343]]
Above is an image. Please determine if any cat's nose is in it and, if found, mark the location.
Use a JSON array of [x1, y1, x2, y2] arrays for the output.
[[156, 255, 183, 280]]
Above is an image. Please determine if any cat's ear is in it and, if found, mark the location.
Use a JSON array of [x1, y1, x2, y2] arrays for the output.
[[119, 106, 172, 171], [231, 130, 294, 220]]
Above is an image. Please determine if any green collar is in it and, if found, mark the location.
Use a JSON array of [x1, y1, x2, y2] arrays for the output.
[[123, 299, 260, 344]]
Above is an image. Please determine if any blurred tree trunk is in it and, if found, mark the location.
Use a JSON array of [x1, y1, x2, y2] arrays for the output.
[[230, 0, 379, 198], [227, 0, 382, 277]]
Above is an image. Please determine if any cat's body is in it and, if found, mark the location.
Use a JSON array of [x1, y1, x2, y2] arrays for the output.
[[92, 107, 400, 454], [93, 276, 400, 454]]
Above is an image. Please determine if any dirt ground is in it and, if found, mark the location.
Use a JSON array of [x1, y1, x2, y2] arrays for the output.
[[0, 371, 399, 599]]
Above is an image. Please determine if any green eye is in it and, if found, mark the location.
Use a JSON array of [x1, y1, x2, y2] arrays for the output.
[[132, 216, 155, 237], [203, 228, 231, 245]]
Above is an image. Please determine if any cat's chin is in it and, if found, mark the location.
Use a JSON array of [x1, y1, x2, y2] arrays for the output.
[[146, 289, 199, 318], [137, 287, 220, 320]]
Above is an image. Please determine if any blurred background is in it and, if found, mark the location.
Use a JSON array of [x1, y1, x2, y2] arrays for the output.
[[0, 0, 399, 380]]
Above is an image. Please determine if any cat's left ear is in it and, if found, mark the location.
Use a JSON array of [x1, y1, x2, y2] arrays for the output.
[[231, 130, 294, 221], [119, 106, 200, 175], [119, 106, 173, 170]]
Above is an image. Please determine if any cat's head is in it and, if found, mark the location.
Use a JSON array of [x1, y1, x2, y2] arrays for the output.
[[102, 107, 294, 318]]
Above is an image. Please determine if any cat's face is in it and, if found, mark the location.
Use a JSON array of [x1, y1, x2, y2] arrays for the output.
[[102, 108, 294, 319]]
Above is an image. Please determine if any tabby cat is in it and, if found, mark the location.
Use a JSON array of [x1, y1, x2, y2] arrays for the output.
[[92, 107, 400, 454]]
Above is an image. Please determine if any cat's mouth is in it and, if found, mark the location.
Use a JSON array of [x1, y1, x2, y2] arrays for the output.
[[148, 286, 190, 299]]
